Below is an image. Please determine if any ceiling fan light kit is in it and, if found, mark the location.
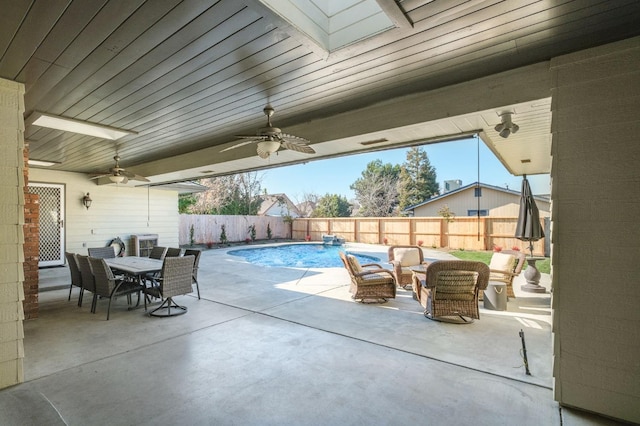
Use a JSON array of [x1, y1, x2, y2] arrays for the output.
[[256, 140, 282, 158], [221, 105, 316, 159], [494, 112, 519, 138]]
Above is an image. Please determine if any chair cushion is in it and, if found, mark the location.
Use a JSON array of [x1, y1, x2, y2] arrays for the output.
[[489, 253, 516, 280], [393, 248, 421, 267], [346, 255, 362, 273], [360, 273, 394, 286]]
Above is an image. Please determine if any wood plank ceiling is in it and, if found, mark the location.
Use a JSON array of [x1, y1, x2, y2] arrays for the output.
[[2, 0, 640, 184]]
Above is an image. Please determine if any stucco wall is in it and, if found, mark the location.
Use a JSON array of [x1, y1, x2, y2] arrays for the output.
[[550, 37, 640, 423]]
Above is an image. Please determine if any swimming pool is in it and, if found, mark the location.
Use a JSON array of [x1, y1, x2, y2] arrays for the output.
[[228, 243, 381, 268]]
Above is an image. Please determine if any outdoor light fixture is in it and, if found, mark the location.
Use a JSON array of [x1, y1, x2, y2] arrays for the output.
[[494, 112, 519, 138], [256, 140, 281, 158], [82, 193, 92, 210], [25, 111, 137, 140], [109, 174, 125, 184]]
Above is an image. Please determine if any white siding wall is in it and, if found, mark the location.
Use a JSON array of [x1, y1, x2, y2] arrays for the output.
[[414, 187, 550, 217], [550, 37, 640, 423], [29, 169, 179, 255], [0, 79, 25, 389]]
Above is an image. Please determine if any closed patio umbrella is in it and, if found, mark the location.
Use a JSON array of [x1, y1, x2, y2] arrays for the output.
[[515, 175, 545, 257]]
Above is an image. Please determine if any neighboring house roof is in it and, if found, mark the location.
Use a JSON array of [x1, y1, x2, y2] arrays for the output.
[[258, 193, 301, 217], [296, 201, 316, 218], [404, 182, 548, 212]]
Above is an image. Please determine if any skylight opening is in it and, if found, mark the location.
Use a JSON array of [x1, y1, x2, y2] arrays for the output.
[[259, 0, 395, 52]]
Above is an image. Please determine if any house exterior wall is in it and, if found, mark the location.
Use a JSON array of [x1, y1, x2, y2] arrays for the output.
[[29, 169, 179, 256], [550, 36, 640, 423], [413, 187, 550, 218], [0, 78, 25, 389]]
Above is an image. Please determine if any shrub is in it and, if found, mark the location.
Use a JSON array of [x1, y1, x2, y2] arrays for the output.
[[189, 224, 195, 247], [248, 224, 256, 242], [267, 223, 272, 240], [511, 246, 520, 251], [220, 224, 228, 245]]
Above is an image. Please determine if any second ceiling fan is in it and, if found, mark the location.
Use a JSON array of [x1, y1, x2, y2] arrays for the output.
[[221, 105, 315, 159]]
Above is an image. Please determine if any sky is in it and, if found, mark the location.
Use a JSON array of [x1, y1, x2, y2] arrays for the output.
[[260, 137, 550, 204]]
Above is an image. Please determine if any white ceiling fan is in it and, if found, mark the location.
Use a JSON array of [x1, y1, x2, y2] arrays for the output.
[[220, 105, 315, 159], [89, 155, 149, 184]]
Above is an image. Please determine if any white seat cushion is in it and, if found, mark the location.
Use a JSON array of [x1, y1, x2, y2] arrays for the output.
[[393, 248, 421, 266], [489, 252, 516, 280]]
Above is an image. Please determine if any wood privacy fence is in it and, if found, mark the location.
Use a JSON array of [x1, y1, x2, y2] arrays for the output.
[[179, 215, 291, 245], [179, 215, 546, 255], [292, 217, 547, 256]]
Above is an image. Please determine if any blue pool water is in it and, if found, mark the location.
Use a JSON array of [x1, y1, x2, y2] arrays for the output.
[[228, 243, 381, 268]]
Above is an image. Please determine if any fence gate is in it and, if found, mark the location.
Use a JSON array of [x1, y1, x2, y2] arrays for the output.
[[28, 183, 65, 267]]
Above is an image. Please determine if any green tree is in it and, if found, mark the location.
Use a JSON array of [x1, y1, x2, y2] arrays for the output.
[[190, 172, 263, 215], [350, 160, 401, 217], [178, 194, 196, 213], [398, 146, 439, 213], [312, 193, 351, 217]]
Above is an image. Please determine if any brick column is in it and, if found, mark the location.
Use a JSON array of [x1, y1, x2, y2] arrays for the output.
[[22, 144, 39, 319]]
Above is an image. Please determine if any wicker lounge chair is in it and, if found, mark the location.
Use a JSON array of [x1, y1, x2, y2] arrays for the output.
[[87, 246, 116, 259], [412, 260, 489, 323], [183, 249, 202, 299], [65, 252, 83, 305], [145, 255, 195, 317], [89, 257, 142, 320], [388, 245, 429, 289], [339, 251, 396, 303], [487, 250, 526, 299]]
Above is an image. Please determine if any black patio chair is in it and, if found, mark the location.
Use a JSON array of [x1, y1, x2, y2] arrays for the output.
[[183, 249, 202, 299], [65, 252, 83, 305]]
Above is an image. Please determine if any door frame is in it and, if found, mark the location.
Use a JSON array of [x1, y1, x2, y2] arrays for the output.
[[28, 182, 66, 267]]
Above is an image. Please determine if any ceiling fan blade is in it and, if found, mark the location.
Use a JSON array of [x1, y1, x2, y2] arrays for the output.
[[280, 135, 315, 154], [220, 139, 260, 152], [89, 173, 110, 180], [119, 169, 149, 182], [130, 174, 150, 182], [235, 134, 268, 139], [280, 133, 310, 144], [281, 141, 315, 154]]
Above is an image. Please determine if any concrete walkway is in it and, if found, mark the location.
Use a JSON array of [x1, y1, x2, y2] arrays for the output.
[[2, 244, 620, 425]]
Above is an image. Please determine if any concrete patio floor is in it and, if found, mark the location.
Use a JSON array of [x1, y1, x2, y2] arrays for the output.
[[1, 244, 621, 425]]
